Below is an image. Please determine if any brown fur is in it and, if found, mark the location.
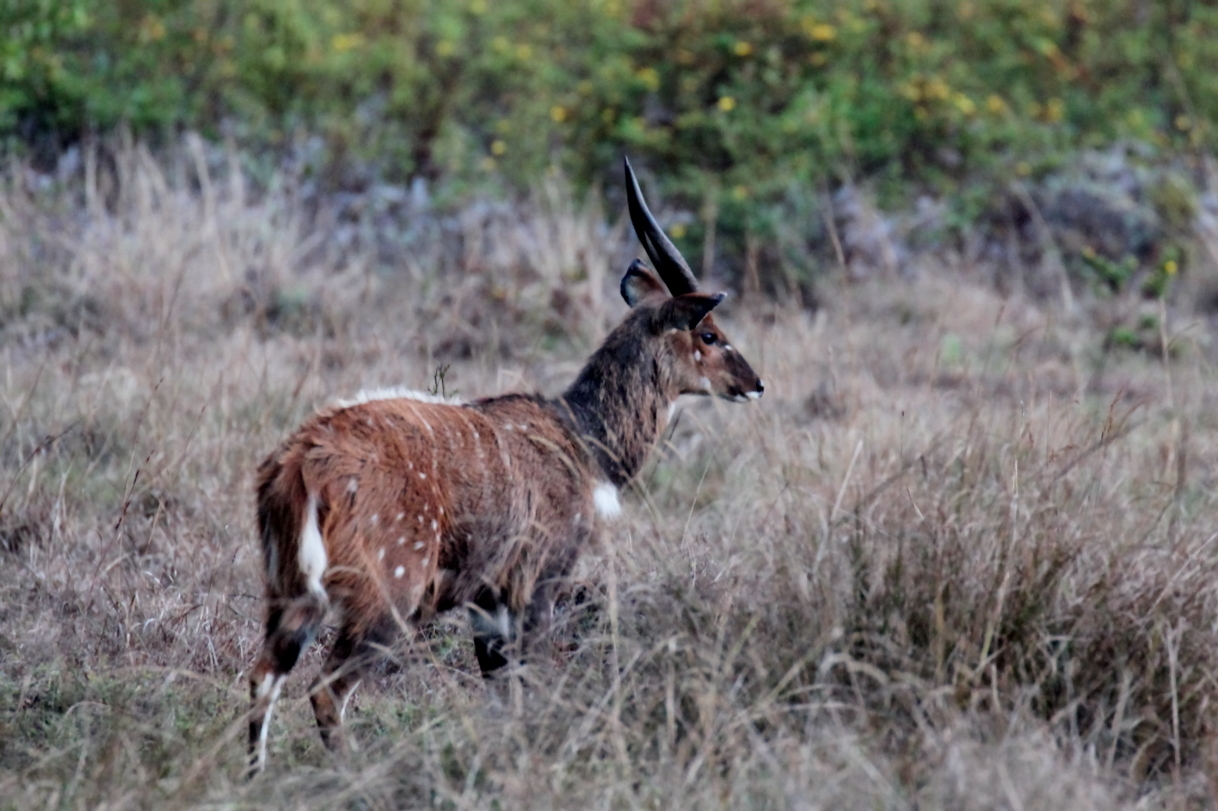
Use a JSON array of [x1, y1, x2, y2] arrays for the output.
[[246, 174, 765, 777]]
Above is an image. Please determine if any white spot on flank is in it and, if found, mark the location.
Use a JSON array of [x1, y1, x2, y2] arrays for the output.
[[431, 519, 438, 530], [421, 557, 429, 567], [419, 473, 427, 480], [394, 566, 406, 578], [438, 507, 444, 515], [298, 494, 328, 598], [694, 349, 702, 362], [396, 536, 406, 546], [594, 482, 622, 520], [377, 548, 386, 561], [417, 515, 424, 524], [347, 478, 358, 494], [414, 541, 425, 550], [369, 513, 379, 526], [396, 512, 405, 522]]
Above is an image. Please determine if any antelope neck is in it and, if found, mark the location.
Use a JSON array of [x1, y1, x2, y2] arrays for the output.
[[559, 323, 675, 488]]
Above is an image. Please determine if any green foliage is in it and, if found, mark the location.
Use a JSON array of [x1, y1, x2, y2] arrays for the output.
[[1081, 247, 1137, 294], [4, 0, 1218, 257]]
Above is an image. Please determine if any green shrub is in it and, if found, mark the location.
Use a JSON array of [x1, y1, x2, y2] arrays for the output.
[[4, 0, 1217, 286]]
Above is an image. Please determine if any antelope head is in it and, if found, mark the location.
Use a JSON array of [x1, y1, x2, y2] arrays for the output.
[[622, 158, 765, 403]]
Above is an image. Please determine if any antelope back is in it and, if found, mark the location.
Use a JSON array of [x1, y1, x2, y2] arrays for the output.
[[257, 391, 603, 625]]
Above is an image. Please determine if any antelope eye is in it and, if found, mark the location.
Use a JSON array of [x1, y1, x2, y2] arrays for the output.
[[699, 332, 717, 345]]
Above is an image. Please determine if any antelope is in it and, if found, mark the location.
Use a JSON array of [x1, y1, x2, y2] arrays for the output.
[[246, 158, 764, 775]]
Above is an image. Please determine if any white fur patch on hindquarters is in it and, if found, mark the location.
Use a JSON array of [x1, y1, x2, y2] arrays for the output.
[[299, 494, 328, 598], [593, 482, 622, 520]]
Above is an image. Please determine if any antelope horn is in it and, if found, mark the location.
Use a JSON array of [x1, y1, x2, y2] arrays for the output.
[[624, 157, 699, 296]]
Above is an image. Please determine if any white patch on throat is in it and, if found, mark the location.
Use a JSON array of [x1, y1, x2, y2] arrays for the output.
[[299, 494, 328, 598], [593, 482, 622, 520]]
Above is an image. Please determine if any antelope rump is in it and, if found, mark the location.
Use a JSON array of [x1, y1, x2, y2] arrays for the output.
[[246, 158, 765, 775]]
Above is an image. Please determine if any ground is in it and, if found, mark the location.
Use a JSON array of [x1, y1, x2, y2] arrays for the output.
[[2, 149, 1218, 809]]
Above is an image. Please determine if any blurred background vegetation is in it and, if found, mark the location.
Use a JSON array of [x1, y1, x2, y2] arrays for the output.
[[3, 0, 1217, 298]]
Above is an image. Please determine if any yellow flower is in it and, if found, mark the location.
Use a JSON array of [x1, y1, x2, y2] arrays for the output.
[[140, 14, 166, 42], [1164, 259, 1178, 275], [952, 93, 976, 116], [637, 67, 660, 91], [331, 32, 364, 53], [492, 36, 509, 53], [986, 94, 1006, 115], [470, 0, 488, 14], [516, 44, 532, 60], [491, 140, 507, 156], [734, 41, 752, 56], [718, 96, 736, 112], [732, 185, 749, 201], [436, 40, 455, 57], [810, 23, 837, 42], [550, 106, 567, 123], [1081, 245, 1096, 259], [907, 31, 925, 49], [670, 223, 687, 239], [1175, 115, 1192, 131], [1045, 97, 1064, 123]]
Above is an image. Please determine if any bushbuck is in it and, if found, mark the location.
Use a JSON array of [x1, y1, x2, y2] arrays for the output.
[[246, 158, 764, 775]]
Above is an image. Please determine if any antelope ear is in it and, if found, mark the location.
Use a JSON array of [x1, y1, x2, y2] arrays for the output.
[[620, 259, 668, 307], [656, 291, 726, 331]]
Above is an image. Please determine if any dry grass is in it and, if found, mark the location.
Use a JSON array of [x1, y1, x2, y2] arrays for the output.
[[3, 144, 1218, 809]]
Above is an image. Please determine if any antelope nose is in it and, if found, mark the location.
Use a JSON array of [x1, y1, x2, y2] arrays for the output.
[[747, 379, 764, 400]]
